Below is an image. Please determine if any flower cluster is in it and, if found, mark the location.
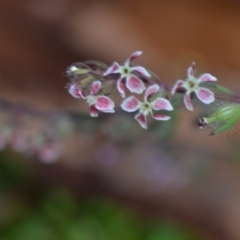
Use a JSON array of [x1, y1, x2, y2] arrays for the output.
[[67, 51, 174, 129], [66, 51, 240, 134], [0, 102, 73, 163]]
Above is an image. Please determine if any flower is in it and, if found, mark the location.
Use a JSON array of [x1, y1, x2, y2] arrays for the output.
[[121, 84, 173, 129], [86, 80, 115, 117], [171, 62, 217, 111], [103, 51, 151, 98], [68, 82, 86, 98]]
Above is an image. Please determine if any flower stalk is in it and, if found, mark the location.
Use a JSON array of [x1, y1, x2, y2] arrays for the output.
[[65, 51, 240, 134]]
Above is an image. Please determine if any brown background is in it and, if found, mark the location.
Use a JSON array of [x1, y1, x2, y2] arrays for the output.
[[1, 0, 240, 239]]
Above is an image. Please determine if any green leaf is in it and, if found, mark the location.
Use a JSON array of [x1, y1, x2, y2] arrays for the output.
[[201, 83, 235, 95]]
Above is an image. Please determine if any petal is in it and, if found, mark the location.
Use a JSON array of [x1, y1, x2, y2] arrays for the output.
[[152, 113, 171, 121], [95, 96, 115, 112], [134, 112, 147, 129], [69, 87, 81, 98], [68, 83, 85, 98], [187, 62, 195, 78], [103, 62, 121, 76], [131, 66, 151, 78], [195, 87, 215, 104], [144, 84, 160, 101], [171, 80, 185, 94], [125, 51, 142, 65], [90, 105, 98, 117], [91, 80, 102, 95], [121, 96, 141, 112], [126, 75, 146, 94], [184, 92, 193, 111], [198, 73, 217, 82], [117, 79, 126, 98], [151, 98, 173, 111]]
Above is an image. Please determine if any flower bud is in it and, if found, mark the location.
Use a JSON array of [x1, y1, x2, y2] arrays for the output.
[[65, 63, 90, 80], [198, 104, 240, 135]]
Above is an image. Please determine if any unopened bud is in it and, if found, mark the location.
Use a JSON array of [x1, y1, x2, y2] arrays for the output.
[[65, 63, 90, 80], [198, 104, 240, 135]]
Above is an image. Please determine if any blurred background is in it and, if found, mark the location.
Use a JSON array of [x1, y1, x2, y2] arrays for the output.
[[1, 0, 240, 239]]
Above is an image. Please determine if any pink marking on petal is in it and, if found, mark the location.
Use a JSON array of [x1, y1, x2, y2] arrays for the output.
[[151, 98, 173, 111], [187, 62, 195, 78], [103, 62, 121, 76], [78, 89, 86, 99], [184, 92, 193, 111], [131, 66, 151, 78], [90, 105, 98, 117], [95, 96, 115, 112], [121, 96, 141, 112], [68, 83, 81, 98], [126, 75, 146, 94], [144, 84, 160, 101], [195, 87, 215, 104], [91, 81, 102, 95], [117, 79, 125, 98], [125, 51, 142, 65], [198, 73, 217, 82], [171, 80, 185, 94], [152, 113, 171, 121], [134, 112, 147, 129]]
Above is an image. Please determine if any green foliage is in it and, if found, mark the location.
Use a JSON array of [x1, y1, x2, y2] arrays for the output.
[[0, 156, 203, 240], [0, 191, 203, 240], [146, 223, 202, 240]]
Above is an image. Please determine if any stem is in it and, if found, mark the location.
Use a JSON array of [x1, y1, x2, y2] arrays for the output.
[[214, 94, 240, 103]]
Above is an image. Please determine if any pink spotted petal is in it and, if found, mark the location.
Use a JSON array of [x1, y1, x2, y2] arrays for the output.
[[125, 51, 142, 65], [184, 92, 193, 111], [198, 73, 217, 83], [187, 62, 195, 78], [95, 96, 115, 112], [134, 112, 147, 129], [117, 79, 126, 98], [171, 80, 185, 95], [121, 96, 141, 112], [103, 62, 121, 76], [195, 87, 215, 104], [126, 75, 146, 94], [91, 81, 102, 95], [151, 98, 173, 111], [90, 105, 98, 117], [144, 84, 160, 101], [131, 66, 151, 78], [152, 113, 171, 121]]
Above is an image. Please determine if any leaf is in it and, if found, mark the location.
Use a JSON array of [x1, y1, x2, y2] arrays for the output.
[[201, 83, 235, 95]]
